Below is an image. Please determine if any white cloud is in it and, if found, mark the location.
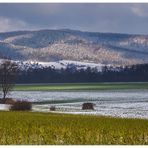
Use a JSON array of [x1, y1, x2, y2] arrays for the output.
[[131, 4, 148, 17], [0, 17, 30, 32], [0, 4, 148, 34]]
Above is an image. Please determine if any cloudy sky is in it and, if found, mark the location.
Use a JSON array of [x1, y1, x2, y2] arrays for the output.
[[0, 3, 148, 34]]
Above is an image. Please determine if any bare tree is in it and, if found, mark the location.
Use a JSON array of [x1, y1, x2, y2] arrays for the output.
[[0, 60, 18, 100]]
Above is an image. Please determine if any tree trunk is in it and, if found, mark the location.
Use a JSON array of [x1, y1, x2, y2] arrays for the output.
[[3, 91, 6, 100]]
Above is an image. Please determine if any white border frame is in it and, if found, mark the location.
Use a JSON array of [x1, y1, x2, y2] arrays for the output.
[[0, 0, 148, 3]]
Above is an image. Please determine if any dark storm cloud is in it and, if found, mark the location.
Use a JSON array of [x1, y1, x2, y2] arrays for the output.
[[0, 3, 148, 34]]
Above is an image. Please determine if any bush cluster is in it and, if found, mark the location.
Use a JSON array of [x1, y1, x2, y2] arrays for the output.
[[10, 100, 32, 111], [0, 98, 16, 105], [50, 106, 56, 111], [82, 103, 94, 110]]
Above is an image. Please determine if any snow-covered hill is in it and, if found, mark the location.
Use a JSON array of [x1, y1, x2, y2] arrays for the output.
[[0, 29, 148, 66]]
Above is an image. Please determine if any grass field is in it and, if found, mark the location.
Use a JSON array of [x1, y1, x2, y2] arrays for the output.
[[14, 82, 148, 91], [0, 111, 148, 145]]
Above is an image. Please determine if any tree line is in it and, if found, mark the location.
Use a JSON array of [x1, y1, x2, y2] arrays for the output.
[[0, 59, 148, 100], [17, 63, 148, 83]]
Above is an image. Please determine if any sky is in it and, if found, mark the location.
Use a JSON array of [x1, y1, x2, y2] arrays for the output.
[[0, 3, 148, 34]]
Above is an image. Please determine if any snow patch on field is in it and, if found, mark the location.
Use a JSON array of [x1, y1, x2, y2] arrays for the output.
[[1, 89, 148, 119], [0, 104, 10, 111], [32, 101, 148, 119]]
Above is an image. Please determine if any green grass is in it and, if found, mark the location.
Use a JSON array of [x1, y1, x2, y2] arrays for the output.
[[14, 82, 148, 91], [0, 111, 148, 145]]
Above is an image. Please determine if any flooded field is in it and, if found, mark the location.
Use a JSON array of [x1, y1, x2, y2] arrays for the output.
[[6, 89, 148, 119]]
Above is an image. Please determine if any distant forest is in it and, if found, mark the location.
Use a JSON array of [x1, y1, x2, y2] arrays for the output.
[[17, 63, 148, 83]]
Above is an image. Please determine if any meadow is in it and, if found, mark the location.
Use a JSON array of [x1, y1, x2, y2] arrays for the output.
[[0, 111, 148, 145], [14, 82, 148, 91], [1, 82, 148, 145]]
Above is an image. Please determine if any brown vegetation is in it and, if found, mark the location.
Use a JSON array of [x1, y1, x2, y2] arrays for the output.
[[50, 106, 56, 111], [10, 100, 32, 111], [0, 98, 16, 105], [82, 102, 94, 110]]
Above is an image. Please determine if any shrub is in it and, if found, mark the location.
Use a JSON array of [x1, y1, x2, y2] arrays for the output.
[[0, 99, 6, 104], [50, 106, 56, 111], [0, 98, 16, 105], [10, 100, 32, 111], [82, 103, 94, 110]]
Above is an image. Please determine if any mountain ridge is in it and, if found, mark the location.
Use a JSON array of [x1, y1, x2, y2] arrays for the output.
[[0, 29, 148, 66]]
